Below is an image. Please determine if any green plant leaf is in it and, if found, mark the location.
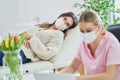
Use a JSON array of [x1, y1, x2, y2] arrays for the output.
[[73, 0, 120, 28], [116, 9, 120, 13]]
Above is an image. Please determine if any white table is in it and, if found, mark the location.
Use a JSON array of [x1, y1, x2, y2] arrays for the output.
[[0, 74, 35, 80], [0, 70, 53, 80], [23, 74, 36, 80]]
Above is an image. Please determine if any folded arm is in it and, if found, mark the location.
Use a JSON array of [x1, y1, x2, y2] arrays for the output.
[[28, 33, 63, 60]]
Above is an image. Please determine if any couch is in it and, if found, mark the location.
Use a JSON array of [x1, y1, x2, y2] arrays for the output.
[[107, 24, 120, 42], [0, 25, 81, 78]]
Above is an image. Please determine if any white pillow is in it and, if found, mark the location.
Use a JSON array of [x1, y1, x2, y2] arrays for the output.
[[50, 26, 82, 67]]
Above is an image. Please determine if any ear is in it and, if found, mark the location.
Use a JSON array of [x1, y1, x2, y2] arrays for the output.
[[97, 24, 101, 28], [98, 23, 105, 33], [98, 23, 103, 30]]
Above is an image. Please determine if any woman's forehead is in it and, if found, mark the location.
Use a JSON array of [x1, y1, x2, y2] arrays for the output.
[[79, 22, 96, 29]]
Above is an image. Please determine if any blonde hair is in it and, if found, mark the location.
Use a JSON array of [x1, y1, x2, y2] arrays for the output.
[[79, 10, 102, 26]]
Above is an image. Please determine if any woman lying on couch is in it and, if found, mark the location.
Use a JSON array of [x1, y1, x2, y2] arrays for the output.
[[0, 12, 78, 65]]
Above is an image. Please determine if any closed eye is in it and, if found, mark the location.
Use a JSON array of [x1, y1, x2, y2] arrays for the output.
[[86, 29, 93, 33], [63, 17, 67, 21], [80, 29, 84, 33], [86, 30, 92, 33], [63, 18, 70, 27]]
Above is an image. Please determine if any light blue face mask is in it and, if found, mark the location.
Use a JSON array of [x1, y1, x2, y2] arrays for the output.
[[80, 27, 98, 44]]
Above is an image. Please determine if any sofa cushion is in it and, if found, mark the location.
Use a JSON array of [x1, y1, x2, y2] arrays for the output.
[[107, 24, 120, 42], [49, 26, 82, 68], [22, 61, 54, 74]]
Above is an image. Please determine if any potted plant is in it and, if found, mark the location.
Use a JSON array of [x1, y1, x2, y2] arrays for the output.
[[0, 34, 26, 80], [73, 0, 120, 28]]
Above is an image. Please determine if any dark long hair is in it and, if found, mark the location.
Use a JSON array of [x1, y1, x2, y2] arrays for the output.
[[36, 12, 78, 34]]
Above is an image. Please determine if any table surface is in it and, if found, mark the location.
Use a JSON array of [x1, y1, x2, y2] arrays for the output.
[[0, 74, 35, 80], [0, 70, 53, 80], [23, 74, 36, 80], [0, 70, 78, 80]]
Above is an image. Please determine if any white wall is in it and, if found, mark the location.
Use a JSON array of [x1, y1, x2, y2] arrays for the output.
[[0, 0, 18, 37], [17, 0, 81, 23], [0, 0, 82, 37], [115, 0, 120, 19]]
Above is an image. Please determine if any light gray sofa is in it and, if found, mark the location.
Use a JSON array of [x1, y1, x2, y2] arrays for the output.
[[0, 26, 81, 78]]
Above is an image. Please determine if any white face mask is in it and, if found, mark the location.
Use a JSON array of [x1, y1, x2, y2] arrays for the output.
[[55, 18, 68, 31], [80, 28, 98, 44]]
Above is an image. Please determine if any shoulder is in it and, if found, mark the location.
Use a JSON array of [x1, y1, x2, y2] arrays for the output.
[[77, 41, 85, 52], [105, 31, 119, 42], [104, 31, 120, 46], [53, 30, 64, 35], [48, 30, 64, 37], [25, 26, 42, 34]]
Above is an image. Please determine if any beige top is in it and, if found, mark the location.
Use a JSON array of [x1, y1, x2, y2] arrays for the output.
[[21, 26, 64, 61]]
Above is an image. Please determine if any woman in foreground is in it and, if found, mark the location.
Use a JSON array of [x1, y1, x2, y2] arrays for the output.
[[60, 10, 120, 80]]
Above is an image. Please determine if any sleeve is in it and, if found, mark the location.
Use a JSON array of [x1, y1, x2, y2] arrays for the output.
[[107, 39, 120, 66], [28, 32, 64, 60], [75, 43, 82, 62]]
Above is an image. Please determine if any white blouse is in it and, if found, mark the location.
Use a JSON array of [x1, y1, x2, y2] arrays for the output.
[[21, 26, 64, 61]]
